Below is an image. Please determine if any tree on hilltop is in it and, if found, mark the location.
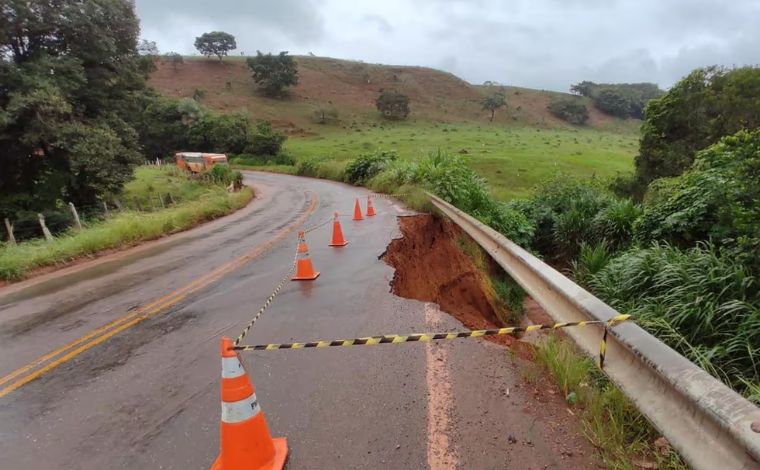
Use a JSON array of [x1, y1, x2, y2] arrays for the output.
[[194, 32, 236, 60], [246, 51, 299, 97], [376, 90, 410, 120], [481, 92, 507, 121], [164, 52, 184, 70]]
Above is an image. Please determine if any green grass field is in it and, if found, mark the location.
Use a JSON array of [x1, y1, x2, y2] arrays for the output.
[[0, 167, 253, 281], [286, 123, 638, 199]]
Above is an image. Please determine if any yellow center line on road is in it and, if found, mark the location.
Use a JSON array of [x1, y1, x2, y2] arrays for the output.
[[0, 192, 318, 399]]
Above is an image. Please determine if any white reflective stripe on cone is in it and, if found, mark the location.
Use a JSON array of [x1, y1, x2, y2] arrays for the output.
[[221, 356, 245, 378], [221, 393, 261, 423]]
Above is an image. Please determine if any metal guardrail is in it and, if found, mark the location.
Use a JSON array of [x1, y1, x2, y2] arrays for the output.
[[428, 193, 760, 470]]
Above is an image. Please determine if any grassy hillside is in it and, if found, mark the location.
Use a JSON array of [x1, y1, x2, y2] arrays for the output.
[[150, 56, 639, 133], [150, 55, 639, 198]]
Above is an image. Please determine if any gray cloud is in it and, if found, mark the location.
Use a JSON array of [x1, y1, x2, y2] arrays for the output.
[[135, 0, 760, 91]]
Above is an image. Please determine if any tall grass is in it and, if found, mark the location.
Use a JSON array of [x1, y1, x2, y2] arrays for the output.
[[586, 242, 760, 395], [0, 181, 252, 281], [534, 336, 687, 470]]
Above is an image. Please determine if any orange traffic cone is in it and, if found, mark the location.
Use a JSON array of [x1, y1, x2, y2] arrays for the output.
[[329, 212, 348, 246], [210, 337, 288, 470], [292, 232, 320, 280], [366, 195, 376, 217], [352, 198, 364, 221]]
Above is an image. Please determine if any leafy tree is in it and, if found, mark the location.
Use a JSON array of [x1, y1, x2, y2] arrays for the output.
[[636, 129, 760, 255], [635, 66, 760, 189], [164, 52, 184, 70], [245, 51, 299, 97], [481, 92, 506, 121], [375, 89, 410, 120], [138, 39, 159, 56], [0, 0, 148, 217], [569, 81, 663, 118], [547, 98, 589, 125], [194, 31, 236, 60], [570, 81, 596, 97], [246, 121, 286, 156]]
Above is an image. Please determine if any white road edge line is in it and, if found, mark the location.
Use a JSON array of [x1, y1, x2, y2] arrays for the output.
[[425, 303, 458, 469]]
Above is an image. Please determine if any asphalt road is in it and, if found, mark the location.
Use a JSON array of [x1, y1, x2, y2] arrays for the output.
[[0, 172, 597, 469]]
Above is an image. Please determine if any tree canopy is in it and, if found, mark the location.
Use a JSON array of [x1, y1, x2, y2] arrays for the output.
[[246, 51, 299, 97], [480, 92, 506, 121], [194, 31, 236, 60], [0, 0, 151, 217], [547, 98, 589, 125], [635, 66, 760, 189], [570, 81, 663, 119], [375, 90, 410, 120]]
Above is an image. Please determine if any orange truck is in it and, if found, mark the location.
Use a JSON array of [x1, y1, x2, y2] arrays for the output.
[[175, 152, 229, 174]]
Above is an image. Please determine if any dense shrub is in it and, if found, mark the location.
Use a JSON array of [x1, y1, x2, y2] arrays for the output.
[[635, 66, 760, 188], [375, 89, 410, 120], [548, 98, 589, 125], [207, 165, 243, 188], [245, 121, 286, 156], [507, 176, 632, 261], [570, 81, 663, 119], [588, 242, 760, 397], [344, 150, 398, 185], [636, 130, 760, 257], [368, 152, 533, 246]]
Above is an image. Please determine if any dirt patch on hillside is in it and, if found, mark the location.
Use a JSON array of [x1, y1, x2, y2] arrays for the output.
[[382, 214, 520, 347]]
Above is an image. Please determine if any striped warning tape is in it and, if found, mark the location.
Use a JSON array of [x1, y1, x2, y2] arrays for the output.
[[373, 193, 409, 199], [303, 214, 334, 233], [233, 314, 632, 368], [233, 242, 300, 346]]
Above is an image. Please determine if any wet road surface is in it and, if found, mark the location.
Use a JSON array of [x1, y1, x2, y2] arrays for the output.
[[0, 172, 597, 469]]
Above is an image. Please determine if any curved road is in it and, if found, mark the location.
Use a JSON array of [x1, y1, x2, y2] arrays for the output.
[[0, 172, 596, 469]]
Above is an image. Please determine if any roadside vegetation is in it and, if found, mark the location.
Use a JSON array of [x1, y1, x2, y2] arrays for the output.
[[0, 167, 252, 281], [279, 124, 637, 199]]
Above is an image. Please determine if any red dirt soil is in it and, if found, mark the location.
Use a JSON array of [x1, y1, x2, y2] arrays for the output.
[[382, 214, 519, 348]]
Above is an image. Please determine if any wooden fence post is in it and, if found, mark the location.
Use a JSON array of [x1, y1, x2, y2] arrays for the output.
[[102, 201, 109, 216], [69, 202, 82, 230], [157, 194, 165, 209], [168, 193, 176, 205], [4, 218, 16, 245], [38, 213, 53, 241], [114, 199, 123, 211]]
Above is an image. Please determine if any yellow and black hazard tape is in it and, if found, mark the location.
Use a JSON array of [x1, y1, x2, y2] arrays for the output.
[[234, 243, 301, 346], [373, 193, 408, 200], [233, 314, 631, 368]]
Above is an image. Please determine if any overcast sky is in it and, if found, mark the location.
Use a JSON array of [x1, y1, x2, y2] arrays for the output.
[[135, 0, 760, 92]]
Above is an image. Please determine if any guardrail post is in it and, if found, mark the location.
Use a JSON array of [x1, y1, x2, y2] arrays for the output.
[[37, 213, 53, 241], [68, 202, 82, 230], [4, 218, 16, 245]]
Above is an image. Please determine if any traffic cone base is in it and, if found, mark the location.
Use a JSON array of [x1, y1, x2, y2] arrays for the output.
[[211, 438, 287, 470], [329, 240, 348, 247], [292, 258, 320, 280], [212, 338, 288, 470]]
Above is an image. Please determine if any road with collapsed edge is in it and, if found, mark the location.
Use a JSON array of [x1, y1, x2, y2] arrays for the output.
[[0, 172, 598, 469]]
